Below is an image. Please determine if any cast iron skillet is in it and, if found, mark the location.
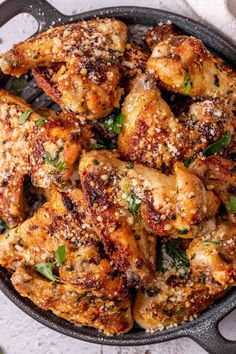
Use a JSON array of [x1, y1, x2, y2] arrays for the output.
[[0, 1, 236, 353]]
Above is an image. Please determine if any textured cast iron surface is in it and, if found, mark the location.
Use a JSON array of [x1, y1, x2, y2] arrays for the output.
[[0, 1, 236, 353]]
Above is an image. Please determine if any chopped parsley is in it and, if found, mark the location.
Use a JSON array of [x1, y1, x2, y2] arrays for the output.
[[19, 109, 33, 125], [0, 219, 8, 233], [166, 239, 189, 273], [66, 265, 74, 272], [200, 271, 206, 284], [9, 77, 27, 95], [104, 111, 123, 134], [32, 54, 39, 59], [175, 308, 185, 316], [182, 73, 192, 94], [36, 116, 47, 127], [214, 74, 220, 87], [126, 162, 134, 169], [203, 132, 231, 156], [184, 157, 196, 168], [55, 245, 67, 266], [44, 145, 68, 171], [226, 195, 236, 214], [93, 159, 99, 165], [128, 192, 141, 214], [35, 262, 56, 281], [177, 228, 189, 235], [202, 240, 219, 246]]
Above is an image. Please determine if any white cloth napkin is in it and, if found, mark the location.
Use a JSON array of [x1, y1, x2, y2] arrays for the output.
[[176, 0, 236, 43]]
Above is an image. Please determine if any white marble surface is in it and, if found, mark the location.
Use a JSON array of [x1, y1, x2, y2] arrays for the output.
[[0, 1, 236, 353]]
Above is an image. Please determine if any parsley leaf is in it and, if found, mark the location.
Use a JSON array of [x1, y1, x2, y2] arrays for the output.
[[226, 195, 236, 214], [156, 238, 164, 273], [166, 239, 189, 273], [128, 192, 141, 214], [36, 116, 47, 127], [203, 132, 231, 156], [202, 240, 219, 246], [175, 308, 185, 316], [177, 228, 189, 235], [0, 219, 8, 233], [182, 74, 191, 94], [104, 111, 123, 134], [19, 109, 33, 125], [44, 145, 68, 171], [55, 245, 67, 266], [126, 162, 134, 169], [35, 262, 56, 281], [9, 77, 27, 95]]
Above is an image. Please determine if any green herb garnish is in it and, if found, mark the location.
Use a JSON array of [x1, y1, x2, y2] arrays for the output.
[[32, 54, 39, 59], [177, 228, 189, 235], [175, 308, 185, 316], [226, 195, 236, 214], [19, 109, 33, 125], [36, 116, 47, 127], [182, 74, 191, 94], [0, 219, 8, 232], [214, 74, 220, 87], [9, 77, 27, 95], [35, 262, 56, 281], [200, 271, 206, 284], [203, 132, 231, 156], [184, 157, 196, 168], [105, 111, 123, 134], [93, 159, 99, 165], [202, 240, 219, 246], [126, 162, 134, 169], [128, 192, 141, 215], [55, 245, 67, 266], [66, 265, 74, 272], [45, 145, 68, 171], [166, 239, 189, 273]]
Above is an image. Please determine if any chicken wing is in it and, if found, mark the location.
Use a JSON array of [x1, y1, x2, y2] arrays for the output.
[[79, 150, 219, 284], [0, 189, 132, 335], [121, 43, 149, 92], [146, 23, 180, 51], [147, 36, 236, 99], [0, 89, 81, 227], [0, 19, 128, 119], [134, 219, 235, 330], [190, 156, 236, 205], [118, 74, 235, 171]]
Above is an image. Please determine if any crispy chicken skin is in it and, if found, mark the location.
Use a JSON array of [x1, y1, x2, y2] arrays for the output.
[[146, 24, 180, 51], [190, 156, 236, 205], [0, 19, 128, 119], [0, 189, 133, 335], [79, 151, 219, 284], [118, 74, 235, 171], [121, 43, 149, 92], [147, 36, 236, 99], [134, 219, 236, 330], [0, 89, 81, 227]]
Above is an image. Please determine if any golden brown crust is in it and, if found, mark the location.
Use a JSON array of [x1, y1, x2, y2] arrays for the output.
[[147, 36, 236, 99], [118, 74, 235, 171], [0, 189, 133, 335], [146, 24, 180, 51], [0, 89, 81, 227], [0, 19, 128, 119]]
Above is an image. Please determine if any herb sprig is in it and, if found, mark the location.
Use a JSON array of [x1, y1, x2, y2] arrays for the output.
[[203, 132, 231, 156], [45, 145, 68, 171]]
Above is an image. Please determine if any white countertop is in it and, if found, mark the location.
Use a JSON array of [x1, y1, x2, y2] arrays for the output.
[[0, 1, 236, 353]]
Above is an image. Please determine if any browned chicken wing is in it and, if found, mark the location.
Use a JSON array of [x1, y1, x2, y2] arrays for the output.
[[0, 189, 133, 335], [0, 89, 81, 227], [118, 74, 235, 171], [0, 19, 128, 119], [146, 23, 180, 51], [147, 36, 236, 99]]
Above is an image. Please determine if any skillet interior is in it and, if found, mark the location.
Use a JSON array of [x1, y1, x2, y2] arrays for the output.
[[0, 3, 236, 353]]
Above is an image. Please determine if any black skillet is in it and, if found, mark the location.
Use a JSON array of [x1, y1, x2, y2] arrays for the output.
[[0, 1, 236, 353]]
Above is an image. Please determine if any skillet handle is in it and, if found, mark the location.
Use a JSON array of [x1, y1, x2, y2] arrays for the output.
[[0, 0, 68, 32], [187, 318, 236, 354]]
